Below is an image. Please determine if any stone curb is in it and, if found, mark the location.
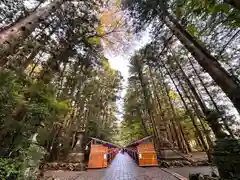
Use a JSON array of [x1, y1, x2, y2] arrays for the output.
[[161, 168, 188, 180]]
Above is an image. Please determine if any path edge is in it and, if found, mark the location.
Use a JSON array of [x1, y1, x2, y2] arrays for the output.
[[160, 168, 188, 180]]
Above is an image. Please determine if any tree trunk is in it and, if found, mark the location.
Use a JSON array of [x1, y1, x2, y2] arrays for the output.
[[136, 107, 149, 136], [225, 0, 240, 10], [172, 56, 228, 139], [47, 125, 62, 161], [163, 62, 210, 153], [188, 58, 234, 137], [157, 68, 188, 153], [148, 66, 171, 143], [150, 68, 181, 150], [0, 0, 65, 62], [134, 58, 162, 155], [167, 124, 174, 144], [195, 132, 204, 151], [39, 37, 74, 84], [148, 66, 180, 149], [162, 13, 240, 114], [173, 70, 214, 148], [22, 23, 60, 70]]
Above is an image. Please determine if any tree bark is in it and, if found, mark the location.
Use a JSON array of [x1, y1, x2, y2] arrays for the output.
[[150, 68, 181, 150], [188, 57, 234, 137], [163, 62, 210, 153], [162, 13, 240, 114], [0, 0, 65, 62], [175, 72, 213, 149], [21, 23, 60, 70], [225, 0, 240, 10], [195, 132, 204, 150], [172, 56, 228, 139], [157, 68, 188, 153], [148, 66, 172, 143], [134, 58, 162, 155], [136, 107, 149, 136]]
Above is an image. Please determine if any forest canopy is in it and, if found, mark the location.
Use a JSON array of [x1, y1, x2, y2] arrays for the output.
[[0, 0, 240, 179]]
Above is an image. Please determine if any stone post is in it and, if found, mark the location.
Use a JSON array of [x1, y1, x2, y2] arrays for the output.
[[158, 121, 169, 159], [66, 131, 85, 170], [74, 131, 85, 152]]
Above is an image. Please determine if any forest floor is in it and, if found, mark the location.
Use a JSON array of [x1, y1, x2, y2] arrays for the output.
[[168, 151, 218, 178], [185, 151, 208, 160], [169, 166, 218, 179]]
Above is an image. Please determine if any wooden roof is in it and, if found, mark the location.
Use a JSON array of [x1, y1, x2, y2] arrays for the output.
[[90, 137, 122, 148], [125, 136, 153, 147]]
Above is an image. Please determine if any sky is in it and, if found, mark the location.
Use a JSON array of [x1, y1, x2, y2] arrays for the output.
[[105, 30, 152, 121]]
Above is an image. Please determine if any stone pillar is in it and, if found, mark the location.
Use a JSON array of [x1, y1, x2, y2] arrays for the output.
[[213, 138, 240, 179], [67, 131, 85, 164], [158, 120, 170, 159], [74, 131, 84, 152]]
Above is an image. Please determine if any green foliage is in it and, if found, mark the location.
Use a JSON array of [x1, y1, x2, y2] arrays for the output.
[[0, 158, 20, 180], [0, 70, 69, 178], [213, 139, 240, 179], [120, 119, 146, 146], [0, 144, 46, 180], [0, 70, 68, 153], [1, 0, 122, 177], [86, 120, 112, 141], [97, 26, 104, 36], [87, 37, 101, 45], [102, 56, 115, 73], [187, 24, 199, 37], [169, 89, 178, 100], [19, 144, 46, 180], [119, 79, 150, 146]]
